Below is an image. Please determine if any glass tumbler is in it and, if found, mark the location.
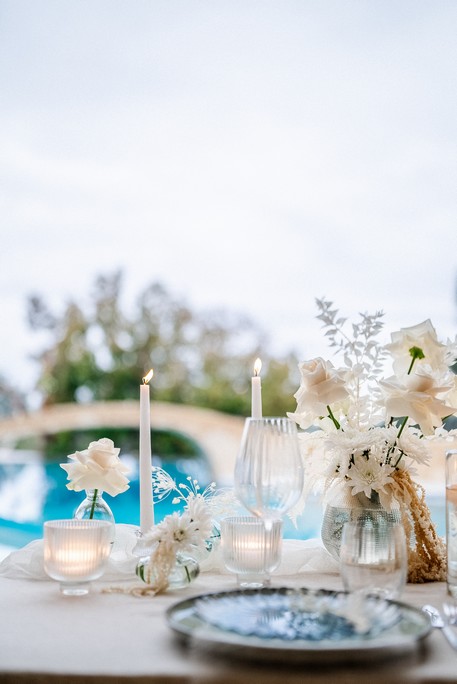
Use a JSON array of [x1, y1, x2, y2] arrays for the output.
[[43, 519, 112, 596], [339, 517, 407, 599], [221, 516, 283, 588], [446, 450, 457, 598]]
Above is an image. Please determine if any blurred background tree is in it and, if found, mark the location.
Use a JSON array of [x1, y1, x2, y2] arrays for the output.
[[0, 376, 26, 417], [26, 271, 300, 417]]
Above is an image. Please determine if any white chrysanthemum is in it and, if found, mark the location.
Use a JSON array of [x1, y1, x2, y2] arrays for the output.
[[145, 511, 199, 553], [185, 494, 213, 542], [397, 428, 430, 466], [144, 493, 213, 556], [345, 454, 396, 499], [325, 425, 395, 472]]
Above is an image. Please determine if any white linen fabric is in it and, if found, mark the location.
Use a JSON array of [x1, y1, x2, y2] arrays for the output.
[[0, 523, 339, 580]]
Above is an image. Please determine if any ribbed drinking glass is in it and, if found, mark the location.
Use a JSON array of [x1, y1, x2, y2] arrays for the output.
[[234, 417, 304, 523]]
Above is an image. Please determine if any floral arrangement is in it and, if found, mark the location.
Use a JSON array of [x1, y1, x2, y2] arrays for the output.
[[60, 438, 130, 516], [289, 299, 457, 582], [134, 475, 230, 595]]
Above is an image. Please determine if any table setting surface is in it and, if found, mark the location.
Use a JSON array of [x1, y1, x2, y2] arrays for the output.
[[0, 538, 456, 684]]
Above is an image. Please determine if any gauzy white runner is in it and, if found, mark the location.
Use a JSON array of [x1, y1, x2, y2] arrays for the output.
[[0, 523, 339, 581]]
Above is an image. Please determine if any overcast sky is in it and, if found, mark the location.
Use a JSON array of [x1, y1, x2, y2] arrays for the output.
[[1, 0, 456, 401]]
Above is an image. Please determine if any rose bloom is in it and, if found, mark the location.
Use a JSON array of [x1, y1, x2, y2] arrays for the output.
[[385, 319, 448, 375], [288, 357, 348, 429], [380, 369, 456, 435], [60, 437, 130, 496]]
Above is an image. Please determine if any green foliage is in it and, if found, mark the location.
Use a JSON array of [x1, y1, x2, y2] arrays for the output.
[[40, 427, 203, 462], [27, 272, 300, 417], [0, 375, 26, 417]]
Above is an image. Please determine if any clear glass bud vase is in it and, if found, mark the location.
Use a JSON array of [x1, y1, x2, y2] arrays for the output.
[[136, 552, 200, 589], [74, 489, 115, 544]]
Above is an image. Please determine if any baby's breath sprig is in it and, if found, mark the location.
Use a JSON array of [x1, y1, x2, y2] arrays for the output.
[[171, 476, 217, 506]]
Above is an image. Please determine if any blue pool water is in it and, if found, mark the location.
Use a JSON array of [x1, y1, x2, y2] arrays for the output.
[[0, 458, 446, 551]]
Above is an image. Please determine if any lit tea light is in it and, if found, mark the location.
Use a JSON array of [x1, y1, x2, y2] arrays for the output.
[[221, 516, 282, 588], [43, 520, 112, 596]]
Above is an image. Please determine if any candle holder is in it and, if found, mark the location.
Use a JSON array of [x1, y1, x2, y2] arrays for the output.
[[43, 520, 112, 596], [221, 516, 282, 588]]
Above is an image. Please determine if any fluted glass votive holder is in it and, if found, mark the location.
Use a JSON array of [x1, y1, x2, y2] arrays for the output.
[[221, 516, 282, 588], [43, 519, 112, 596]]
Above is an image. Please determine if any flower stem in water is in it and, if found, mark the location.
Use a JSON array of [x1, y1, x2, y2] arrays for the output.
[[89, 489, 98, 519]]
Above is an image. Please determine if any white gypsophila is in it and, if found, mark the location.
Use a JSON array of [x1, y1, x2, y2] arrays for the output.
[[60, 437, 130, 496]]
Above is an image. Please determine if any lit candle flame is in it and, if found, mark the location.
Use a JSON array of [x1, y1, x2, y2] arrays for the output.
[[142, 368, 154, 384], [253, 358, 262, 376]]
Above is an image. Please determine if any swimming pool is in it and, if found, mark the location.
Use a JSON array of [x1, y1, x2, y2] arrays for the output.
[[0, 457, 446, 555]]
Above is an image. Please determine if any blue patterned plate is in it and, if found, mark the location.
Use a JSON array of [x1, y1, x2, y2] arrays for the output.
[[166, 587, 430, 663]]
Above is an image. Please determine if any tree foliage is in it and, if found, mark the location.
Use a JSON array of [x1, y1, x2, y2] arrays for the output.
[[27, 272, 299, 416]]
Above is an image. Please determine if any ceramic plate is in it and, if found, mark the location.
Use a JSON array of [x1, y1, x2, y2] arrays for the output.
[[166, 587, 431, 664]]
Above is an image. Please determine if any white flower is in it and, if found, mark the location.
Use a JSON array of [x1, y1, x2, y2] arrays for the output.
[[380, 369, 456, 435], [144, 492, 213, 555], [60, 437, 130, 496], [185, 494, 213, 543], [288, 357, 349, 429], [397, 428, 430, 466], [145, 511, 198, 551], [385, 319, 449, 375], [345, 452, 396, 500], [289, 300, 457, 514]]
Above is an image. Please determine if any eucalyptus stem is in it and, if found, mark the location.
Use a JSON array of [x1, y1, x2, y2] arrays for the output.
[[327, 405, 341, 430], [89, 488, 98, 519]]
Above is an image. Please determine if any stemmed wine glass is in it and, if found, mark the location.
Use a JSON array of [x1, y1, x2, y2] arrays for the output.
[[234, 417, 304, 526]]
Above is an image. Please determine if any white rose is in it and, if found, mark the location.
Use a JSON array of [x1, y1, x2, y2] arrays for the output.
[[60, 437, 130, 497], [288, 357, 348, 429], [385, 319, 448, 375], [379, 369, 457, 435]]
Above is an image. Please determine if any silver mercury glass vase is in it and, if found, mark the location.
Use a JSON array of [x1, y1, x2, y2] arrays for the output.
[[321, 489, 401, 561]]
